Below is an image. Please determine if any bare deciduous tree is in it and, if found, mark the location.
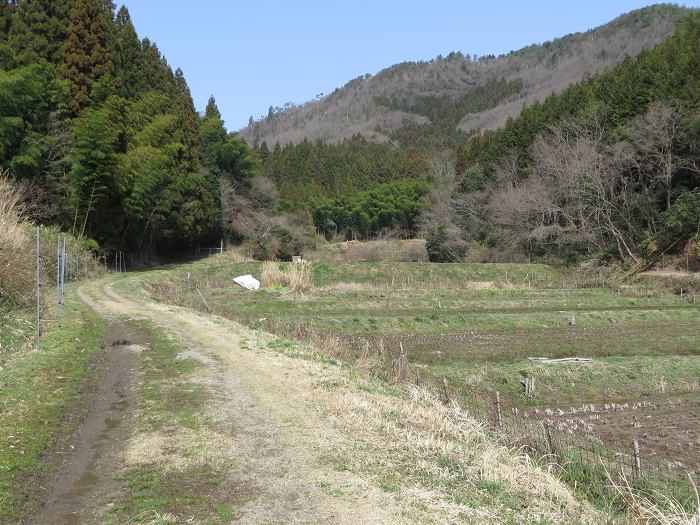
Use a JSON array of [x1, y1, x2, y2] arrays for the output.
[[631, 102, 685, 210], [418, 152, 457, 233], [487, 121, 656, 261]]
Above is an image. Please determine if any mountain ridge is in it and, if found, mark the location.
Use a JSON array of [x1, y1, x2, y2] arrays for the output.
[[241, 4, 693, 149]]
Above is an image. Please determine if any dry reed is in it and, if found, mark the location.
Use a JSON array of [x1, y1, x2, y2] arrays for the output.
[[261, 261, 312, 294], [607, 468, 700, 524], [0, 174, 33, 307]]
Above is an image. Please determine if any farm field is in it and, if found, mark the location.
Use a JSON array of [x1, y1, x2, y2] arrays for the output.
[[142, 258, 700, 483]]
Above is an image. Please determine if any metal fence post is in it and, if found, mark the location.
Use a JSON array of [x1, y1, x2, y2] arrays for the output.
[[56, 235, 61, 311], [35, 227, 41, 351], [60, 236, 66, 315]]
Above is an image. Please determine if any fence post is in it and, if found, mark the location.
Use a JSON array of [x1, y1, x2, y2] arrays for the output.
[[195, 282, 212, 313], [56, 236, 61, 313], [494, 391, 503, 429], [544, 421, 555, 461], [442, 377, 450, 405], [525, 377, 536, 397], [633, 440, 641, 479], [35, 227, 41, 351], [60, 236, 66, 313]]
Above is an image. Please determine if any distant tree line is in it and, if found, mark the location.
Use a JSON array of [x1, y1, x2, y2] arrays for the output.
[[254, 135, 427, 209], [310, 178, 429, 240]]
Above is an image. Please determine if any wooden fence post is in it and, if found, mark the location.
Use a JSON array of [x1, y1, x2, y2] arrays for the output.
[[525, 377, 536, 397], [633, 440, 641, 479], [544, 421, 555, 460], [495, 391, 503, 429], [442, 377, 450, 405], [195, 282, 212, 313]]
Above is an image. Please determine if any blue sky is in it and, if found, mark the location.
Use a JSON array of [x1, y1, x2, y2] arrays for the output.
[[118, 1, 700, 131]]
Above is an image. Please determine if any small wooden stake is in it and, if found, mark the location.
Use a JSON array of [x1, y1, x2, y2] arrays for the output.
[[544, 421, 555, 460], [195, 283, 212, 313], [442, 377, 450, 404], [495, 391, 503, 428], [633, 440, 641, 478]]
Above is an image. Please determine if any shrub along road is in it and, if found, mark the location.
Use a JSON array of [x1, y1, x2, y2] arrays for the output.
[[17, 271, 598, 524]]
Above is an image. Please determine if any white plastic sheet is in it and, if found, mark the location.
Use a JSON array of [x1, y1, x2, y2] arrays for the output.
[[233, 274, 261, 291]]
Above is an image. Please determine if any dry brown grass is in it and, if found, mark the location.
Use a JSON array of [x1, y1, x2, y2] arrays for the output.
[[0, 174, 33, 307], [261, 261, 312, 294], [321, 282, 374, 292], [1, 172, 105, 309], [607, 468, 699, 525], [309, 239, 427, 263], [343, 240, 427, 262]]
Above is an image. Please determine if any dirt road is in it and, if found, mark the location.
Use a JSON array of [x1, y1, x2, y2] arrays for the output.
[[24, 275, 596, 524]]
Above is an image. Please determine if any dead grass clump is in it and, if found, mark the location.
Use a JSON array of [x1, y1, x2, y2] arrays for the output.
[[310, 239, 428, 263], [607, 468, 700, 525], [322, 282, 373, 292], [125, 427, 237, 473], [261, 261, 311, 293], [345, 239, 428, 262], [325, 385, 593, 523], [0, 174, 33, 307]]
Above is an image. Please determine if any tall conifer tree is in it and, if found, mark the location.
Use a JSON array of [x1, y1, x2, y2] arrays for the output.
[[174, 67, 202, 171], [200, 95, 227, 224], [114, 5, 143, 99], [140, 38, 175, 94], [60, 0, 115, 114], [0, 1, 16, 43], [9, 0, 73, 63]]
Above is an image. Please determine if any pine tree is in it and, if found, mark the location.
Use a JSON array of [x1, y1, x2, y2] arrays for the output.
[[0, 1, 17, 43], [174, 67, 202, 171], [114, 5, 143, 99], [140, 38, 175, 94], [205, 95, 222, 121], [258, 141, 270, 162], [9, 0, 74, 63], [60, 0, 115, 114], [200, 96, 226, 228]]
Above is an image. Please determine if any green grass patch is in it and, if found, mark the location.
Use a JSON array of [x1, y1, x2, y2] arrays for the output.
[[104, 317, 253, 524], [0, 291, 106, 522]]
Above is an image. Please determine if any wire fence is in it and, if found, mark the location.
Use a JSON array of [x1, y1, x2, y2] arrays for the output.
[[30, 227, 108, 350]]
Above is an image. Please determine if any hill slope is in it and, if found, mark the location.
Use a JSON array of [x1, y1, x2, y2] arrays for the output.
[[242, 5, 691, 149]]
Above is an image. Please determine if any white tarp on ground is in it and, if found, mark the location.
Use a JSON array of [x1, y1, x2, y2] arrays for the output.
[[233, 274, 261, 291]]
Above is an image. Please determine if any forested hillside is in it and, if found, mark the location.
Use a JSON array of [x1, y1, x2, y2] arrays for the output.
[[0, 0, 255, 260], [253, 7, 700, 267], [437, 10, 700, 264], [242, 5, 688, 149]]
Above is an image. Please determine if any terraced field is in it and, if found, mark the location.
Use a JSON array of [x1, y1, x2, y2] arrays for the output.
[[144, 259, 700, 481]]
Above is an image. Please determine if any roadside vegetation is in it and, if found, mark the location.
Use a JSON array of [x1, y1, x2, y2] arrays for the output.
[[0, 172, 107, 522], [0, 290, 105, 521]]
